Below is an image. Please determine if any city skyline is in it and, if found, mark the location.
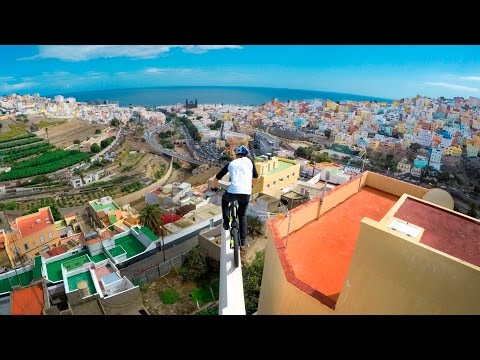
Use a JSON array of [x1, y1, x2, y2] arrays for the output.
[[2, 45, 480, 100]]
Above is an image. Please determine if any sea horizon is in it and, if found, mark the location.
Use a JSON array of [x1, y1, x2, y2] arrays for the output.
[[47, 85, 394, 107]]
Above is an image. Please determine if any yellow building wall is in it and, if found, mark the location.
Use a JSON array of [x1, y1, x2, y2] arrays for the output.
[[7, 224, 60, 261], [254, 158, 300, 197], [335, 218, 480, 314]]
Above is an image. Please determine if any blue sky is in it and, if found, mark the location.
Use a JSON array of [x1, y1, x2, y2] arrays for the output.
[[1, 45, 480, 100]]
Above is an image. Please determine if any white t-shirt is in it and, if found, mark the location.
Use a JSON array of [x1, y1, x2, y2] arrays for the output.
[[227, 157, 254, 195]]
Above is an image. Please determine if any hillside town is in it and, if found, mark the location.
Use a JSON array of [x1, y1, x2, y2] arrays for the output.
[[0, 91, 479, 315]]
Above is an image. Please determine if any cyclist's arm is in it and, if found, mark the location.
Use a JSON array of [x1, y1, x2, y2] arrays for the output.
[[250, 158, 259, 178], [215, 163, 230, 180]]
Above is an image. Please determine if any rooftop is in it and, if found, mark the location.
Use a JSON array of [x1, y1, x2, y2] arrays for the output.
[[67, 271, 97, 295], [10, 284, 45, 315], [285, 186, 398, 302], [0, 270, 33, 294], [139, 226, 158, 242], [394, 197, 480, 267], [16, 207, 54, 238], [114, 233, 146, 258], [46, 251, 89, 283], [89, 198, 120, 213], [265, 159, 295, 176]]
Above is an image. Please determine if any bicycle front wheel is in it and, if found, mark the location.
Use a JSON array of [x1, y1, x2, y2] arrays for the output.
[[231, 227, 240, 268]]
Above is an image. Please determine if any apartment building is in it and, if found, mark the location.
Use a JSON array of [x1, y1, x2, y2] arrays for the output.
[[258, 172, 480, 314]]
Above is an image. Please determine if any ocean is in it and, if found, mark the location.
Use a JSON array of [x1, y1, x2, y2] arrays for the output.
[[58, 86, 393, 107]]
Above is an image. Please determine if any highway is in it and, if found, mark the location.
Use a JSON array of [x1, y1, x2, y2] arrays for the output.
[[144, 128, 206, 166]]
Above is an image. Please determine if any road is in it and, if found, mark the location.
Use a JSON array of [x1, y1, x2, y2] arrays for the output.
[[144, 128, 205, 165]]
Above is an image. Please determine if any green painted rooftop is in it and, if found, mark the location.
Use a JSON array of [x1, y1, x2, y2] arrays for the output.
[[67, 271, 97, 295], [115, 234, 146, 259], [89, 199, 120, 212], [265, 160, 295, 176], [108, 246, 126, 257], [90, 253, 107, 263], [139, 226, 157, 242], [63, 254, 91, 272], [0, 270, 33, 294], [46, 251, 89, 283], [108, 215, 117, 224]]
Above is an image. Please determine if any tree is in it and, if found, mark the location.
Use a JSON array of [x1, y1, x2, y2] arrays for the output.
[[95, 129, 101, 135], [247, 216, 263, 237], [90, 143, 101, 153], [179, 246, 209, 282], [73, 139, 80, 144], [324, 129, 332, 139], [110, 118, 120, 127], [409, 143, 422, 152], [0, 123, 3, 129], [26, 204, 62, 221], [242, 250, 265, 315], [295, 146, 308, 159], [139, 204, 162, 234]]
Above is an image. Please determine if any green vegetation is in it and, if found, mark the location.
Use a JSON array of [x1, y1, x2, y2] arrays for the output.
[[242, 250, 265, 315], [1, 143, 54, 163], [73, 139, 80, 144], [159, 288, 180, 304], [0, 136, 42, 150], [110, 118, 120, 127], [90, 143, 101, 153], [37, 120, 66, 129], [172, 162, 181, 170], [0, 133, 35, 144], [154, 164, 166, 179], [467, 202, 478, 218], [208, 120, 223, 130], [0, 200, 17, 210], [324, 128, 332, 138], [100, 136, 116, 149], [0, 150, 90, 181], [0, 123, 28, 141], [139, 204, 162, 233], [179, 116, 201, 141], [121, 181, 143, 193], [158, 130, 174, 139], [160, 140, 173, 149], [95, 129, 102, 135], [194, 303, 218, 315], [179, 246, 211, 283]]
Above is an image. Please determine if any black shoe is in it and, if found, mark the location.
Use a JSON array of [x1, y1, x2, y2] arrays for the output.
[[223, 222, 229, 230]]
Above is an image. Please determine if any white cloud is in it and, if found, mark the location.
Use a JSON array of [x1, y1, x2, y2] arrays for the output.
[[20, 45, 242, 61], [144, 67, 196, 74], [459, 76, 480, 81], [182, 45, 242, 54], [424, 82, 479, 93], [0, 82, 38, 93]]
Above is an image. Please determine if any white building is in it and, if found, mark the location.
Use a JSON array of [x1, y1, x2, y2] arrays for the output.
[[429, 148, 443, 171], [54, 95, 64, 103]]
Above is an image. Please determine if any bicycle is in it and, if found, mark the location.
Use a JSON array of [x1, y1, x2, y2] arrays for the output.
[[211, 187, 241, 268]]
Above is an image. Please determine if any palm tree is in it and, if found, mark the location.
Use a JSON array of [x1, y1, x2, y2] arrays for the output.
[[139, 204, 162, 234]]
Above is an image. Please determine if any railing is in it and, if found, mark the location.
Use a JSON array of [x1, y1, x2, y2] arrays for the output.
[[129, 252, 187, 286], [218, 228, 246, 315]]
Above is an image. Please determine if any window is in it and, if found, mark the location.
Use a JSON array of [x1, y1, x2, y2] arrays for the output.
[[48, 231, 53, 240], [287, 175, 290, 179], [40, 235, 45, 243], [279, 178, 284, 182], [273, 181, 276, 185], [24, 244, 29, 251], [292, 173, 295, 176], [266, 184, 270, 188]]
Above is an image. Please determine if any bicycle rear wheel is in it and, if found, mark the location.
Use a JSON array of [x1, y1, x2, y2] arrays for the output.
[[231, 227, 240, 268]]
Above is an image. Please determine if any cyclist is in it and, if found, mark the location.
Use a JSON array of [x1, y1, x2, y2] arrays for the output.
[[210, 144, 258, 249]]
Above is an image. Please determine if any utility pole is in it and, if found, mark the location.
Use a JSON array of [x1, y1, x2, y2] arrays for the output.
[[160, 216, 166, 262]]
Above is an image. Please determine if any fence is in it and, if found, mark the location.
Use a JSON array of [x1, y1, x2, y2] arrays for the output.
[[129, 252, 187, 286]]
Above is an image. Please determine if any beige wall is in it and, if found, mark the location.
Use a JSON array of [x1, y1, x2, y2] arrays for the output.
[[254, 158, 300, 197], [11, 224, 60, 260], [363, 171, 427, 199], [257, 230, 333, 315], [335, 218, 480, 314]]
